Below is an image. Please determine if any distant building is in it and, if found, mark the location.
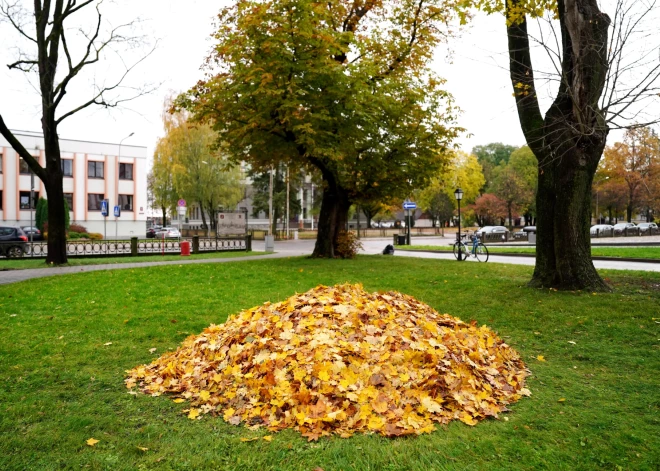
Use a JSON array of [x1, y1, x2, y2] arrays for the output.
[[0, 131, 148, 236]]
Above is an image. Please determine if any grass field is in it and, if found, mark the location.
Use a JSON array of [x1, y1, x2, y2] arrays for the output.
[[0, 250, 264, 270], [403, 245, 660, 260], [1, 256, 658, 470]]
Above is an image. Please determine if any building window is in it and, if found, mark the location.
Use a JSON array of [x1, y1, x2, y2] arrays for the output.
[[64, 193, 74, 209], [118, 194, 133, 211], [88, 161, 104, 179], [61, 159, 73, 177], [20, 158, 32, 174], [119, 163, 133, 180], [88, 194, 105, 211], [19, 191, 39, 209]]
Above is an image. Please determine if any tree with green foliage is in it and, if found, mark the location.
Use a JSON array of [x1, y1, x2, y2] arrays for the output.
[[177, 0, 462, 257], [508, 146, 538, 225], [472, 143, 517, 191]]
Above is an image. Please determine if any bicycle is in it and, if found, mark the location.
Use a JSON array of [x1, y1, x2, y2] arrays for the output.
[[453, 234, 489, 262]]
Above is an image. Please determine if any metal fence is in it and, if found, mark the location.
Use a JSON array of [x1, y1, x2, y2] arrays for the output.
[[0, 235, 251, 259]]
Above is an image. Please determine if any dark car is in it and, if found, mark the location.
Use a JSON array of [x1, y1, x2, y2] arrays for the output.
[[613, 222, 637, 235], [146, 225, 163, 238], [21, 226, 44, 241], [0, 226, 28, 258]]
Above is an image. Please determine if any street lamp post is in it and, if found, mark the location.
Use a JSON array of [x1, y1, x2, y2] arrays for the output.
[[454, 188, 464, 261], [117, 132, 134, 239]]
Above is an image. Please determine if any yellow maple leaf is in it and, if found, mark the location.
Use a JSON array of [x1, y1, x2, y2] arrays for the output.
[[263, 435, 273, 442], [199, 390, 210, 402], [173, 398, 185, 404], [188, 408, 200, 420], [86, 438, 99, 447], [537, 355, 546, 362]]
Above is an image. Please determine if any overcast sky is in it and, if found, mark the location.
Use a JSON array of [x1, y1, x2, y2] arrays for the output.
[[0, 0, 655, 162]]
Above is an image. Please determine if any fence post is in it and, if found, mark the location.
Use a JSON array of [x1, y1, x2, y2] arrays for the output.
[[131, 237, 138, 256], [245, 234, 252, 252], [192, 235, 199, 254]]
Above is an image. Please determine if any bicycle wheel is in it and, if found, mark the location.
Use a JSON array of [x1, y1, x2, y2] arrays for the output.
[[452, 242, 465, 261], [474, 243, 489, 262]]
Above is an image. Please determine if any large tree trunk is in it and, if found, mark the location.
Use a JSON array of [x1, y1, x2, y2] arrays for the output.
[[43, 125, 68, 264], [508, 0, 611, 291], [311, 160, 351, 258]]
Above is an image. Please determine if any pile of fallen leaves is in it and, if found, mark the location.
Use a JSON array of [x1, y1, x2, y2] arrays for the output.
[[126, 284, 530, 439]]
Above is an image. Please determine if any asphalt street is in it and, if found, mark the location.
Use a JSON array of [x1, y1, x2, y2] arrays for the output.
[[0, 235, 658, 286]]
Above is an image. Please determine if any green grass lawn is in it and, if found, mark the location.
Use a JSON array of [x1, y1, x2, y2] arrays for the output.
[[0, 250, 265, 270], [1, 257, 658, 470], [403, 244, 660, 259]]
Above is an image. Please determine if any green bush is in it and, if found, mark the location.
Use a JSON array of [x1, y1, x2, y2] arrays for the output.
[[35, 197, 70, 231], [35, 198, 48, 232]]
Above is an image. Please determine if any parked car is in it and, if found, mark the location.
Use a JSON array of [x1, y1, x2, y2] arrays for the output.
[[154, 227, 181, 239], [146, 225, 163, 238], [638, 222, 658, 234], [613, 222, 637, 235], [590, 224, 614, 236], [476, 226, 510, 241], [21, 226, 43, 241], [513, 226, 536, 239], [0, 226, 28, 258]]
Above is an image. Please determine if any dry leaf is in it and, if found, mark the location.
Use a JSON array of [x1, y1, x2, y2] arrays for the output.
[[149, 348, 157, 354], [173, 398, 185, 404], [558, 398, 566, 402], [86, 438, 99, 447], [137, 446, 149, 452], [263, 435, 273, 442], [536, 355, 546, 362], [126, 284, 530, 439], [103, 342, 112, 346], [240, 437, 259, 442]]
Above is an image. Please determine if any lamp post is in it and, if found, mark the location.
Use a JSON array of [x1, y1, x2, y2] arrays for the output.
[[454, 187, 464, 261], [117, 132, 134, 239]]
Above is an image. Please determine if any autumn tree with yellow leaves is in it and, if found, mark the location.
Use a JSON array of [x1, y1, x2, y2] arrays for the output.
[[177, 0, 463, 258]]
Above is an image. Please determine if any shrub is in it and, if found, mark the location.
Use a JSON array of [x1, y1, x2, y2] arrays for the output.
[[69, 224, 88, 234], [88, 233, 103, 240], [35, 197, 48, 232], [334, 230, 363, 259]]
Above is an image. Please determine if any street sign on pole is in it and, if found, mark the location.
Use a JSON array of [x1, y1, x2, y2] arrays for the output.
[[178, 199, 186, 207], [101, 200, 109, 217], [402, 201, 417, 210], [114, 205, 121, 239]]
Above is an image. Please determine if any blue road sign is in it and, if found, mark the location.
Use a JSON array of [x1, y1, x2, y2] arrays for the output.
[[101, 200, 109, 217], [403, 201, 417, 210], [114, 205, 121, 217]]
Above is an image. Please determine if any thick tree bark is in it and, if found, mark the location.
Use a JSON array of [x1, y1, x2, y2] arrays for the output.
[[310, 159, 351, 258], [507, 0, 611, 291]]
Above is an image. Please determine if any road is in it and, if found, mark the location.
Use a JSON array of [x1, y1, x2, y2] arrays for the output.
[[0, 236, 657, 286]]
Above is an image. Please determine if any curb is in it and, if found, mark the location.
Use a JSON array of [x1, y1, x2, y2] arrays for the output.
[[397, 249, 660, 264]]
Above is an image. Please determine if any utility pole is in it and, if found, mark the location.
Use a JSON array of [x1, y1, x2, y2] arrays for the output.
[[286, 165, 290, 239], [268, 166, 274, 236]]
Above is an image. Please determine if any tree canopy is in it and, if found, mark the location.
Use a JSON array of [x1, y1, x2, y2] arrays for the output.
[[177, 0, 464, 257]]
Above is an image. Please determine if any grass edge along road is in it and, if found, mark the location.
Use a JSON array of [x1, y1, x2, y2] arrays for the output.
[[401, 245, 660, 260], [1, 256, 658, 470], [0, 250, 266, 270]]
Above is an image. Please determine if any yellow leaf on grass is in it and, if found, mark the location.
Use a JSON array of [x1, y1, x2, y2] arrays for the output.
[[86, 438, 99, 446], [558, 398, 566, 402], [240, 437, 259, 442], [173, 398, 185, 404], [137, 446, 149, 452], [263, 435, 273, 442], [537, 355, 546, 362], [188, 408, 200, 420]]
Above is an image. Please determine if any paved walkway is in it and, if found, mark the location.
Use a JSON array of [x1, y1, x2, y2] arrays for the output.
[[0, 236, 658, 286]]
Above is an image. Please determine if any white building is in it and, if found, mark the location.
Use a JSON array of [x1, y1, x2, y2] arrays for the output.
[[0, 131, 148, 236]]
